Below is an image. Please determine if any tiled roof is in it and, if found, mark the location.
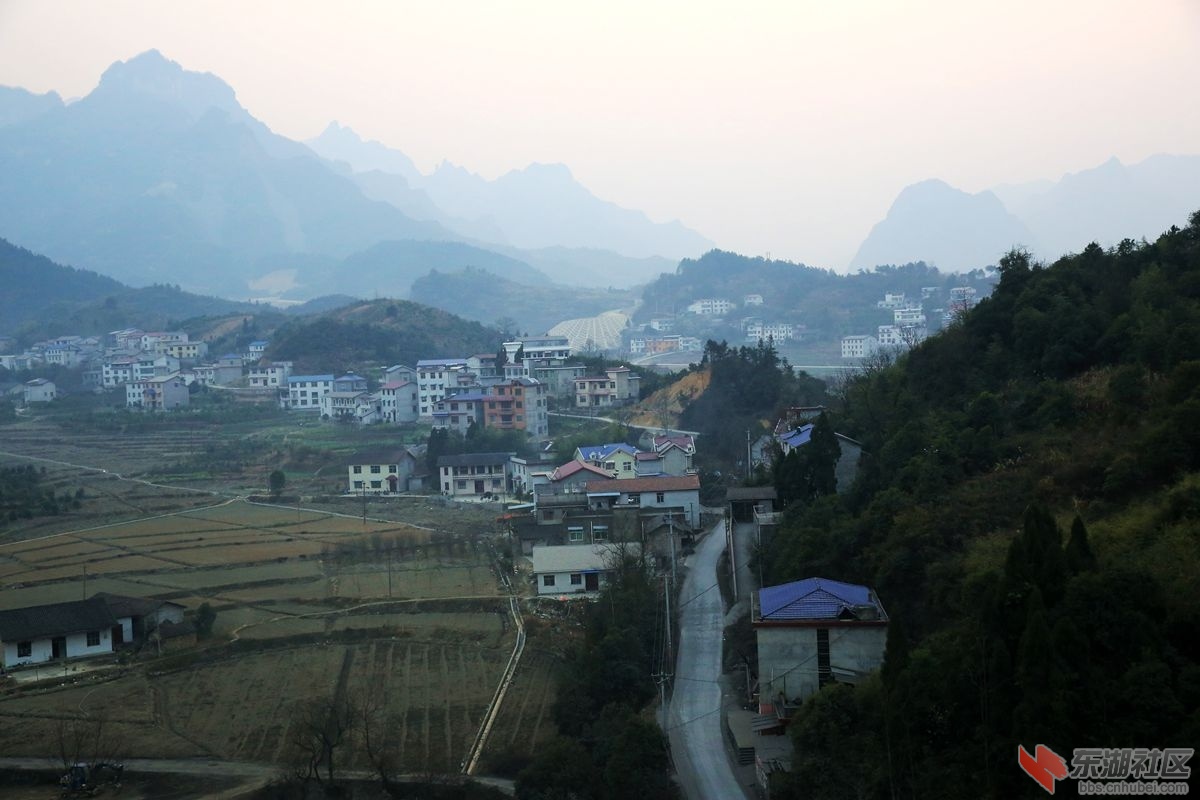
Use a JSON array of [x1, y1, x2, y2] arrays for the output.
[[550, 461, 613, 481], [92, 592, 183, 618], [532, 543, 640, 574], [288, 374, 335, 383], [778, 424, 814, 449], [757, 578, 885, 621], [584, 474, 701, 494], [380, 381, 413, 390], [0, 597, 117, 641], [417, 358, 469, 367], [437, 452, 515, 468]]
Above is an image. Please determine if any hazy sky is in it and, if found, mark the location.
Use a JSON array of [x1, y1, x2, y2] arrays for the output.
[[1, 0, 1197, 268]]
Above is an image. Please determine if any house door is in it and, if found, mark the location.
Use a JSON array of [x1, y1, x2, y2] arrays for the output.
[[387, 474, 398, 493], [474, 480, 485, 494], [51, 637, 66, 659], [585, 573, 599, 591], [112, 625, 124, 646]]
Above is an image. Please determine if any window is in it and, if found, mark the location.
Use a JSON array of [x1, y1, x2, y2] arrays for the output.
[[370, 465, 381, 474], [444, 482, 450, 491], [592, 525, 608, 541], [570, 574, 582, 585], [656, 492, 665, 503], [388, 465, 397, 473], [622, 462, 632, 472], [353, 480, 363, 489], [17, 641, 31, 657], [543, 575, 556, 587], [352, 465, 362, 474], [568, 526, 584, 542], [542, 509, 555, 521], [457, 480, 466, 489], [87, 630, 100, 647], [370, 480, 382, 489]]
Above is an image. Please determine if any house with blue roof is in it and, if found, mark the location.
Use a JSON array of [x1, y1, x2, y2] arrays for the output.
[[753, 577, 888, 713], [573, 442, 640, 478]]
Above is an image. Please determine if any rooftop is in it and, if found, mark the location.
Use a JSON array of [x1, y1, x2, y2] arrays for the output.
[[0, 597, 117, 642], [585, 474, 701, 494], [577, 443, 640, 461], [532, 543, 640, 574], [437, 452, 516, 468], [757, 577, 886, 622]]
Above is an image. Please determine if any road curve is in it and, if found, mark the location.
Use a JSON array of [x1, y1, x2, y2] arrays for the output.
[[667, 520, 749, 800]]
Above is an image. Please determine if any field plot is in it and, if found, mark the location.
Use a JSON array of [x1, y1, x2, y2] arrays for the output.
[[483, 649, 561, 767], [0, 417, 557, 776]]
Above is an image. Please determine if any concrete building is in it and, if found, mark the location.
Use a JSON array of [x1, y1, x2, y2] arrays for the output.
[[575, 443, 640, 478], [346, 447, 422, 494], [161, 341, 209, 362], [437, 452, 516, 498], [432, 391, 488, 436], [531, 543, 640, 596], [285, 374, 334, 411], [753, 578, 888, 709], [840, 335, 878, 359], [502, 336, 571, 363], [247, 361, 292, 389], [378, 380, 419, 423], [583, 474, 702, 528], [573, 366, 641, 408], [685, 298, 734, 316], [482, 378, 549, 440], [126, 374, 189, 411], [22, 378, 56, 403], [416, 359, 471, 418]]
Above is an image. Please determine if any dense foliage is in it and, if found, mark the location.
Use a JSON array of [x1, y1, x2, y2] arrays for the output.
[[516, 556, 677, 800], [766, 214, 1200, 798], [269, 299, 501, 373], [0, 465, 82, 522], [678, 339, 827, 466], [637, 249, 995, 338]]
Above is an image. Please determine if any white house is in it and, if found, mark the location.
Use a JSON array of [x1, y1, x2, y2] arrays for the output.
[[285, 374, 335, 411], [685, 298, 733, 316], [573, 366, 640, 408], [840, 335, 878, 359], [502, 336, 571, 363], [347, 447, 422, 494], [416, 358, 471, 418], [0, 597, 122, 668], [744, 294, 764, 306], [22, 378, 56, 403], [894, 306, 927, 326], [531, 543, 640, 596], [247, 361, 293, 389], [437, 452, 515, 498]]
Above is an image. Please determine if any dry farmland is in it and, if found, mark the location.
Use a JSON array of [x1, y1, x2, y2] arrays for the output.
[[0, 415, 562, 777]]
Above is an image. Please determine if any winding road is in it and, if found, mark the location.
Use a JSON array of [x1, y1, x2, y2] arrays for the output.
[[667, 520, 750, 800]]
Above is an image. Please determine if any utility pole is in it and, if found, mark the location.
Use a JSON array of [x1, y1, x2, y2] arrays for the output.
[[82, 564, 87, 600], [746, 429, 752, 480]]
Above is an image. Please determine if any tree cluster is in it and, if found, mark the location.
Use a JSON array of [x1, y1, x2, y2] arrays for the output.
[[762, 212, 1200, 798]]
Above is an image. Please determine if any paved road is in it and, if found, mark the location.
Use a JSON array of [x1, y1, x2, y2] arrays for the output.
[[667, 520, 750, 800], [547, 411, 700, 438]]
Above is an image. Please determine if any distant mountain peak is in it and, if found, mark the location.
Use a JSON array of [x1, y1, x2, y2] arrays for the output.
[[93, 49, 240, 121], [307, 121, 421, 182]]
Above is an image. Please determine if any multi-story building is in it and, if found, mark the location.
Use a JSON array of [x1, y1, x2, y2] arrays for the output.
[[416, 359, 471, 418], [502, 336, 571, 363], [744, 294, 764, 306], [573, 366, 641, 408], [431, 392, 488, 436], [161, 341, 209, 362], [840, 335, 878, 359], [745, 321, 794, 342], [247, 361, 293, 389], [378, 380, 419, 423], [126, 374, 189, 411], [346, 447, 422, 494], [894, 306, 927, 326], [134, 355, 180, 381], [685, 298, 733, 316], [320, 390, 378, 423], [876, 292, 908, 309], [246, 340, 269, 360], [437, 452, 515, 498], [482, 378, 548, 439], [382, 364, 418, 385], [285, 374, 334, 411], [210, 354, 244, 385], [23, 379, 57, 403], [102, 357, 137, 388]]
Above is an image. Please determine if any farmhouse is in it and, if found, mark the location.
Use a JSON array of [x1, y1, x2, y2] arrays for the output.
[[347, 447, 422, 494], [22, 378, 57, 403], [0, 597, 120, 668], [438, 452, 515, 498], [531, 543, 639, 596]]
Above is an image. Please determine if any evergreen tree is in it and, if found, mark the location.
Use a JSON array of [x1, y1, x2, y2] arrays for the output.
[[1064, 515, 1097, 574]]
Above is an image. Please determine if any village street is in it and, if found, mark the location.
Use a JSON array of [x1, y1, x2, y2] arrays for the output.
[[667, 519, 752, 800]]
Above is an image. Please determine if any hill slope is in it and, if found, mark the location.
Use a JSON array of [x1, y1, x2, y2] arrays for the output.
[[765, 210, 1200, 798]]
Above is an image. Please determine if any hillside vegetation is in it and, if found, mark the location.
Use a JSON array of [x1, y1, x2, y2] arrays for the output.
[[765, 214, 1200, 798], [268, 299, 501, 373]]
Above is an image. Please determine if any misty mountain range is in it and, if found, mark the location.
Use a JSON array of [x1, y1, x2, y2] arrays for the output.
[[0, 50, 703, 299], [0, 49, 1196, 306], [852, 155, 1200, 271]]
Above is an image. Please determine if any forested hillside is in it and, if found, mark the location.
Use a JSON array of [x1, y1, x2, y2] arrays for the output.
[[638, 250, 996, 338], [268, 299, 501, 372], [766, 214, 1200, 798]]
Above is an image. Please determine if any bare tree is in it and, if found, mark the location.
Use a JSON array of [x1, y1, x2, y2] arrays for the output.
[[288, 694, 357, 788], [354, 686, 395, 791]]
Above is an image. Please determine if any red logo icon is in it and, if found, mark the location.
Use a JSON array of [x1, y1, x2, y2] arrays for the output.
[[1018, 744, 1069, 794]]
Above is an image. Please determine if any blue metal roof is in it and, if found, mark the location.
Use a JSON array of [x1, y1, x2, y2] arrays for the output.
[[778, 423, 814, 449], [335, 374, 366, 382], [758, 577, 879, 621], [288, 374, 335, 383], [417, 358, 468, 367], [578, 442, 639, 461]]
